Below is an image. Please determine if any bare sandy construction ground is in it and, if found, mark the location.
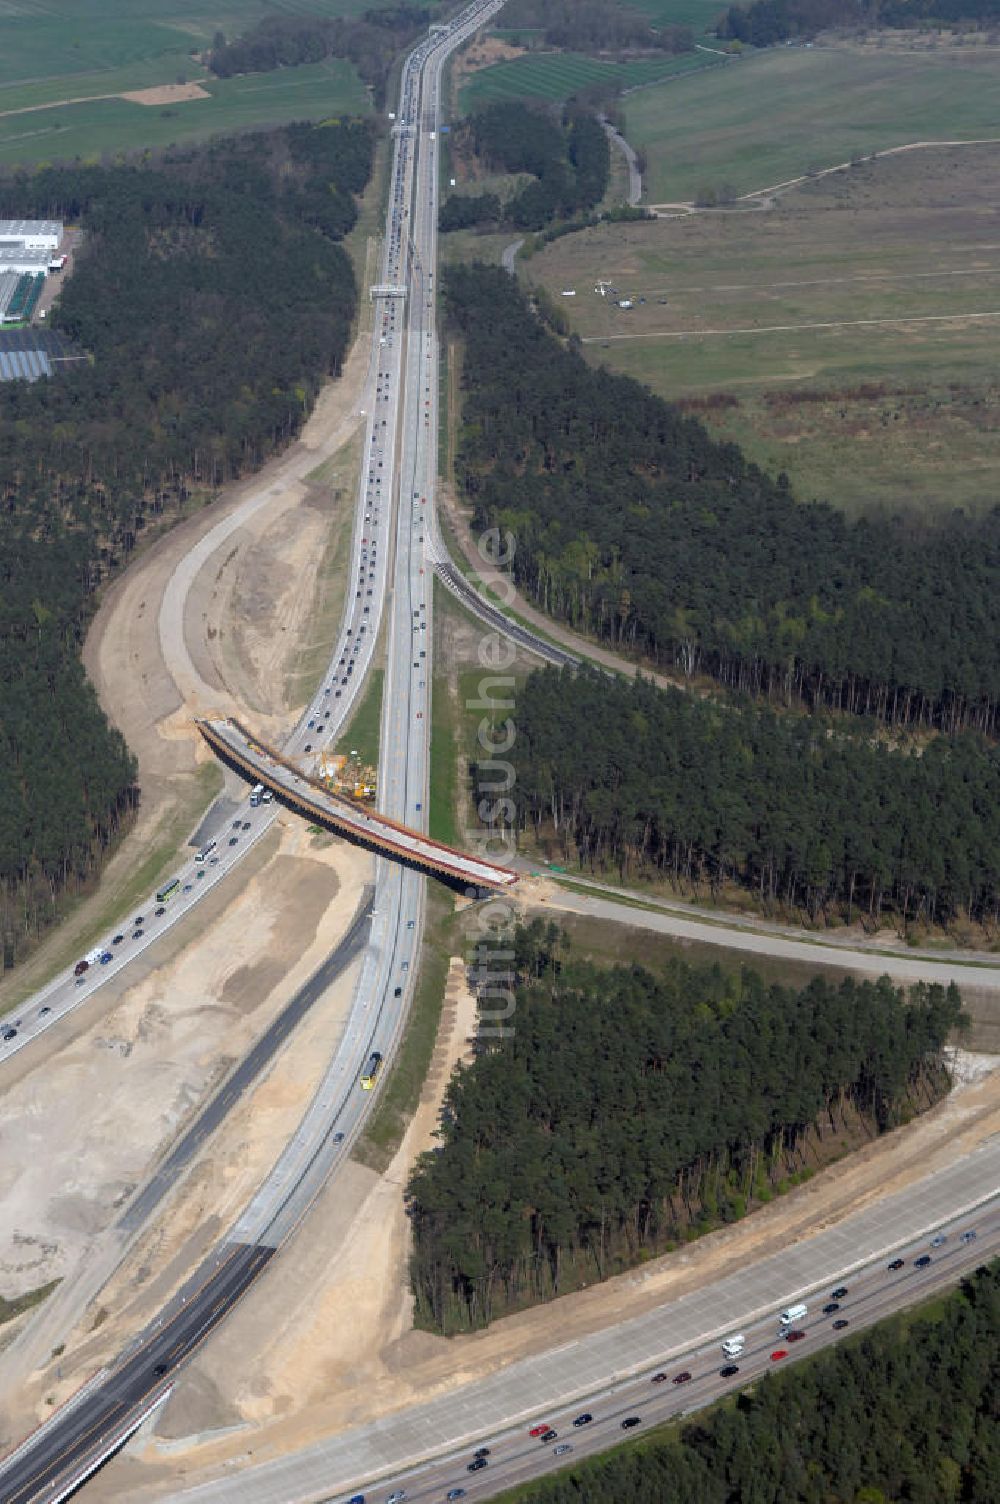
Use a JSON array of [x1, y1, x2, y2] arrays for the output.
[[0, 822, 373, 1443], [121, 84, 211, 107], [93, 1040, 1000, 1499], [0, 332, 375, 1434]]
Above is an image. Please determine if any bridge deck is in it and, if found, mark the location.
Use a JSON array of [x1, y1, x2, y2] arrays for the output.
[[197, 718, 517, 893]]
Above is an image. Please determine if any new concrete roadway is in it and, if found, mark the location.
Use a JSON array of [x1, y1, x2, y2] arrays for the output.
[[0, 4, 504, 1499], [158, 1139, 1000, 1504]]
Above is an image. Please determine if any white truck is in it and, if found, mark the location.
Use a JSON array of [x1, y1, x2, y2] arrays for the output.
[[779, 1303, 808, 1327], [721, 1335, 745, 1359]]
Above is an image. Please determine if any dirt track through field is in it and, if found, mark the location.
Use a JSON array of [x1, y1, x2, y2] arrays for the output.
[[584, 310, 1000, 342]]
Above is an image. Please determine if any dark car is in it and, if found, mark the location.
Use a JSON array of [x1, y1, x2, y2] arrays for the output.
[[831, 1286, 849, 1299], [467, 1458, 488, 1473], [539, 1430, 557, 1443], [2, 1028, 16, 1042], [915, 1255, 932, 1268], [473, 1448, 490, 1458], [232, 819, 242, 829], [132, 930, 143, 941], [228, 836, 238, 847], [961, 1230, 977, 1244], [786, 1330, 807, 1343], [822, 1302, 840, 1314], [720, 1364, 740, 1378], [74, 959, 89, 976], [621, 1417, 641, 1430], [152, 1363, 169, 1377], [832, 1319, 850, 1330], [155, 906, 165, 917], [888, 1258, 905, 1270], [672, 1371, 692, 1385], [573, 1414, 592, 1427], [650, 1372, 668, 1384], [134, 915, 144, 926], [242, 821, 251, 830], [39, 1006, 51, 1015], [112, 934, 124, 945], [447, 1492, 466, 1501], [394, 986, 402, 997]]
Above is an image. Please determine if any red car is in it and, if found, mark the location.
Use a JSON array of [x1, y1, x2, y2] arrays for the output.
[[786, 1329, 807, 1343], [770, 1349, 788, 1362], [529, 1425, 551, 1438]]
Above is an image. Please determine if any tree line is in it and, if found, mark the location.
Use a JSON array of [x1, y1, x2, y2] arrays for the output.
[[719, 0, 1000, 47], [407, 919, 963, 1332], [440, 103, 609, 233], [207, 6, 431, 106], [502, 0, 693, 55], [445, 263, 1000, 735], [0, 121, 372, 972], [505, 667, 1000, 929], [493, 1259, 1000, 1504]]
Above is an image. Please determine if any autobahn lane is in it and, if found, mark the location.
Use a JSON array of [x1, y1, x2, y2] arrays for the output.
[[153, 1137, 1000, 1504], [0, 0, 412, 1068], [1, 1244, 276, 1504], [370, 1214, 1000, 1504], [0, 8, 505, 1502]]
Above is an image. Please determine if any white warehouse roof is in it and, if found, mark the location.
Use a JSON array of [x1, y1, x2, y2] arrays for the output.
[[0, 247, 49, 275], [0, 219, 62, 243]]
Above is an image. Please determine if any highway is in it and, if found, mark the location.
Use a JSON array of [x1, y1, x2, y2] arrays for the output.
[[158, 1140, 1000, 1504], [2, 3, 996, 1502], [0, 4, 504, 1499], [0, 0, 436, 1066]]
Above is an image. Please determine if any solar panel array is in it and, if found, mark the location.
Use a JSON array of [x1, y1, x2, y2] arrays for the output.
[[0, 327, 77, 383]]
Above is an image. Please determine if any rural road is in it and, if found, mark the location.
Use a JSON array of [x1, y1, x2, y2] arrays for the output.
[[601, 116, 642, 205]]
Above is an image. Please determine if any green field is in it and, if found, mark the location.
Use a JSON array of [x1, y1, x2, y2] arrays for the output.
[[0, 0, 439, 164], [630, 0, 730, 27], [459, 47, 717, 110], [527, 142, 1000, 519], [336, 667, 384, 769], [0, 58, 369, 165], [625, 44, 1000, 202]]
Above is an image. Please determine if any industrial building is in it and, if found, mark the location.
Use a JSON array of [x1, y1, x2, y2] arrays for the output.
[[0, 245, 50, 277], [0, 270, 45, 324], [0, 328, 79, 382], [0, 218, 62, 252]]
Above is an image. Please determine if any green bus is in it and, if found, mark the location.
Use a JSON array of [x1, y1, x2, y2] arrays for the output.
[[156, 878, 181, 905]]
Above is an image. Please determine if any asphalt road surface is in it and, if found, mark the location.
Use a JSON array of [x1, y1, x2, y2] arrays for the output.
[[0, 6, 504, 1500], [158, 1140, 1000, 1504]]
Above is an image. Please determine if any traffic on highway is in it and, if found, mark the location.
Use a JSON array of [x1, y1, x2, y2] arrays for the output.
[[0, 4, 505, 1501], [332, 1213, 994, 1504], [1, 2, 994, 1503]]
